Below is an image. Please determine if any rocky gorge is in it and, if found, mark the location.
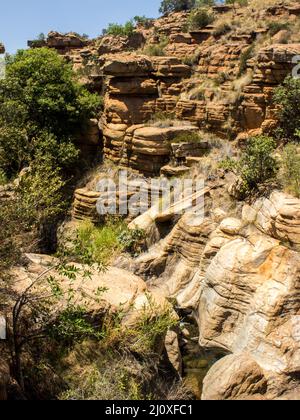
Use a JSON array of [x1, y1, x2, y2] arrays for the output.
[[0, 0, 300, 401]]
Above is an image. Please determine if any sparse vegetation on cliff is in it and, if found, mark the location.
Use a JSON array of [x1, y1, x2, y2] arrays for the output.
[[187, 7, 215, 30], [222, 136, 278, 196], [0, 48, 102, 257], [280, 143, 300, 198], [103, 21, 135, 37], [159, 0, 197, 15], [274, 76, 300, 141]]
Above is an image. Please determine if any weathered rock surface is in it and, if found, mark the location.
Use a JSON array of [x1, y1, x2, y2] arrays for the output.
[[130, 190, 300, 400], [165, 329, 182, 375], [10, 254, 171, 326], [243, 191, 300, 246], [202, 354, 268, 400], [23, 2, 300, 400], [73, 188, 101, 222]]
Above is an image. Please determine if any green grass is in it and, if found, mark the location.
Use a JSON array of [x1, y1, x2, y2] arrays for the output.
[[72, 219, 145, 265], [75, 219, 125, 265]]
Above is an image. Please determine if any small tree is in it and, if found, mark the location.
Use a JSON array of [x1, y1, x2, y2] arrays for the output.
[[103, 21, 135, 37], [159, 0, 196, 15], [187, 7, 215, 30], [222, 136, 278, 195], [273, 76, 300, 141], [0, 48, 101, 179]]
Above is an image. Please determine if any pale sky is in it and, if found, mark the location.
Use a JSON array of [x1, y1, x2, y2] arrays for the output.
[[1, 0, 162, 53]]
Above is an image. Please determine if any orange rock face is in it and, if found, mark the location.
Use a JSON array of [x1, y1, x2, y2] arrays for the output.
[[30, 5, 300, 173]]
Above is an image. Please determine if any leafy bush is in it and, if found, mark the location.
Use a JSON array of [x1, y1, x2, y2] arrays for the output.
[[48, 306, 103, 346], [280, 142, 300, 198], [273, 76, 300, 141], [222, 136, 278, 195], [117, 228, 146, 256], [130, 295, 178, 354], [58, 295, 179, 400], [159, 0, 196, 15], [104, 21, 135, 37], [187, 8, 214, 31], [68, 219, 145, 265], [17, 157, 70, 228], [0, 48, 102, 252], [0, 48, 101, 179], [268, 21, 290, 37], [133, 16, 154, 29], [0, 157, 71, 270]]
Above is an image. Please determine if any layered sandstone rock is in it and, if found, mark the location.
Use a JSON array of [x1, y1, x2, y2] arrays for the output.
[[10, 254, 172, 326], [129, 190, 300, 400], [243, 191, 300, 246], [240, 44, 300, 133], [73, 188, 101, 222], [29, 6, 300, 145], [97, 32, 145, 55]]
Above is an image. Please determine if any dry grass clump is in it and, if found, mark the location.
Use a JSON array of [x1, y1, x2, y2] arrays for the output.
[[147, 111, 193, 128], [224, 70, 254, 105]]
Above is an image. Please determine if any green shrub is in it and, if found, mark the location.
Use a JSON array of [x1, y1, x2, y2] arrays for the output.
[[159, 0, 196, 15], [273, 76, 300, 141], [222, 136, 278, 195], [48, 306, 103, 346], [118, 228, 146, 256], [17, 158, 68, 229], [131, 295, 178, 354], [68, 220, 145, 265], [268, 22, 290, 37], [188, 8, 214, 31], [0, 48, 101, 179], [104, 21, 135, 37], [280, 142, 300, 198], [133, 16, 154, 29]]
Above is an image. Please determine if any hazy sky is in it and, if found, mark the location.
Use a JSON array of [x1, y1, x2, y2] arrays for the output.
[[1, 0, 162, 53]]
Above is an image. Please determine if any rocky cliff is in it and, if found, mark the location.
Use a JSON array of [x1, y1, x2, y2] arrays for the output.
[[3, 0, 298, 400]]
